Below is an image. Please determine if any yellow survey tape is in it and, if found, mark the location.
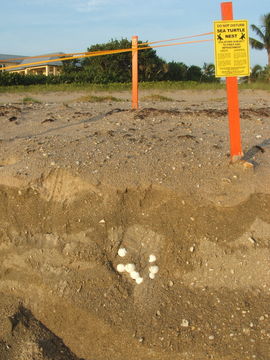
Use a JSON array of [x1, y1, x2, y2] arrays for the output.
[[139, 32, 214, 46], [2, 38, 213, 71], [0, 31, 213, 64]]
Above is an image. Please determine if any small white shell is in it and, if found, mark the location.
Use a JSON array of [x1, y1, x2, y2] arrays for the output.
[[136, 277, 143, 284], [181, 319, 189, 327], [118, 248, 127, 257], [125, 263, 136, 273], [116, 264, 125, 273], [149, 254, 157, 263], [149, 265, 159, 274], [149, 273, 155, 280], [130, 271, 140, 280]]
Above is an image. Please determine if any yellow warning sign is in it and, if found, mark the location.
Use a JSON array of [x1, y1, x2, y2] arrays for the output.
[[214, 20, 250, 77]]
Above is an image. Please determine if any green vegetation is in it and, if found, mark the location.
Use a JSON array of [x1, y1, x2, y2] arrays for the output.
[[74, 94, 124, 102], [250, 13, 270, 66], [139, 81, 223, 90], [239, 80, 270, 90], [22, 96, 41, 104], [0, 83, 130, 93], [248, 13, 270, 82], [0, 81, 269, 95], [0, 81, 226, 94], [83, 39, 167, 83], [241, 64, 270, 83], [0, 39, 219, 87], [141, 94, 174, 102]]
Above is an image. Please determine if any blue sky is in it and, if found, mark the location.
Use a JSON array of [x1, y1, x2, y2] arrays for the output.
[[1, 0, 269, 67]]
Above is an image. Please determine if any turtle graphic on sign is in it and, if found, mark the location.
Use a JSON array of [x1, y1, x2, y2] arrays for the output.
[[217, 34, 223, 41], [240, 33, 245, 40]]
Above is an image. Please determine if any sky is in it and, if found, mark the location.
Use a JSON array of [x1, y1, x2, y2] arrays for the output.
[[1, 0, 269, 67]]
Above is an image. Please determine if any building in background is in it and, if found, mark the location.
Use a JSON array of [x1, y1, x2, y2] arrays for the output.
[[0, 54, 25, 71], [0, 53, 65, 75]]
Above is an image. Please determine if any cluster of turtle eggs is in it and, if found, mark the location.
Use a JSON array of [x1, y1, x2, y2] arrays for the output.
[[116, 248, 159, 285]]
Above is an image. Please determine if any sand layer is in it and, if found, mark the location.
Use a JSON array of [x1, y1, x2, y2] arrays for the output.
[[0, 89, 269, 360]]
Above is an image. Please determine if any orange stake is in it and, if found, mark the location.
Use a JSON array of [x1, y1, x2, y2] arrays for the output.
[[132, 36, 139, 110], [221, 2, 243, 161]]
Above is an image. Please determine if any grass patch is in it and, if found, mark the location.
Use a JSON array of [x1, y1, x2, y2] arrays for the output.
[[0, 81, 269, 94], [0, 81, 227, 94], [22, 96, 42, 104], [139, 81, 226, 91], [239, 82, 270, 91], [141, 94, 174, 102], [74, 95, 124, 103], [0, 83, 131, 94], [205, 97, 227, 102]]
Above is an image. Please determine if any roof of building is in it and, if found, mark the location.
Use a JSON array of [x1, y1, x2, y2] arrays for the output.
[[0, 54, 26, 64], [1, 52, 66, 70], [18, 53, 65, 69]]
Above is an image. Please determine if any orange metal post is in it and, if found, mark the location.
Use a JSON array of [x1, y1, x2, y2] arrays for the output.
[[132, 36, 139, 110], [221, 2, 243, 161]]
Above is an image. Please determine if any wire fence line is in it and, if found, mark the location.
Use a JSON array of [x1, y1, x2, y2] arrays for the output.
[[1, 32, 213, 71]]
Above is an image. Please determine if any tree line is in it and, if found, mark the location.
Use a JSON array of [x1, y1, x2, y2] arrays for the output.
[[0, 39, 218, 86], [64, 39, 219, 83]]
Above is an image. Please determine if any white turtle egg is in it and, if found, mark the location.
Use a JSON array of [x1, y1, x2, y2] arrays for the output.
[[116, 264, 125, 273], [130, 271, 140, 280], [118, 248, 127, 257], [149, 254, 157, 263], [125, 263, 136, 273], [149, 265, 159, 274], [136, 277, 144, 285], [149, 273, 155, 279]]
